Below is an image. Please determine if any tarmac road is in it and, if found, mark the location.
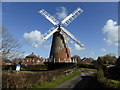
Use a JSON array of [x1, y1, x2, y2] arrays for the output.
[[74, 75, 102, 88], [54, 75, 82, 88], [54, 71, 104, 88]]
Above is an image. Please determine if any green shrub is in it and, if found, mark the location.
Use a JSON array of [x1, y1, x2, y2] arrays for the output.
[[97, 68, 120, 88], [21, 65, 47, 70], [2, 65, 16, 70], [97, 68, 106, 83]]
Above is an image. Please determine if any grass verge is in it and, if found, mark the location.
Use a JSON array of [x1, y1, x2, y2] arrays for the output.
[[80, 68, 97, 72], [32, 70, 80, 88], [13, 68, 48, 73]]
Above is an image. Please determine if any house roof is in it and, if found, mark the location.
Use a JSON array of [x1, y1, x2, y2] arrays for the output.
[[3, 60, 11, 63], [82, 58, 94, 62], [25, 52, 37, 58], [82, 58, 90, 61]]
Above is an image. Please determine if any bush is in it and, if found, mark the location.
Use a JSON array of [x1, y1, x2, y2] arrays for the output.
[[22, 65, 47, 70], [97, 68, 120, 89], [79, 64, 96, 69], [2, 65, 47, 71], [107, 66, 120, 81], [2, 65, 16, 70], [116, 56, 120, 66], [2, 69, 65, 88], [97, 68, 106, 82]]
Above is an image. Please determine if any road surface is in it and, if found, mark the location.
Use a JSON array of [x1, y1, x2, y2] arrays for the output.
[[54, 75, 81, 88], [54, 71, 104, 88]]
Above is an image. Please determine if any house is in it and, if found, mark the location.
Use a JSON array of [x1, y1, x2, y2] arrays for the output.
[[97, 55, 117, 65], [0, 57, 12, 65], [82, 58, 93, 65], [71, 55, 81, 63], [2, 60, 12, 65], [23, 52, 45, 65], [0, 60, 5, 65], [12, 59, 23, 65]]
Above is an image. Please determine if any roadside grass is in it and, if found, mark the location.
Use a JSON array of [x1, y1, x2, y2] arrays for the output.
[[111, 80, 120, 84], [80, 68, 97, 72], [13, 68, 48, 73], [32, 70, 80, 88], [110, 80, 120, 88]]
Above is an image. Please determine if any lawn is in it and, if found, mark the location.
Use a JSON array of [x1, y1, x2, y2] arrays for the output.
[[13, 68, 48, 73]]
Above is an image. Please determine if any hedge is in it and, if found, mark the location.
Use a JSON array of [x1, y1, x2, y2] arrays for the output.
[[2, 68, 78, 88], [97, 68, 120, 89]]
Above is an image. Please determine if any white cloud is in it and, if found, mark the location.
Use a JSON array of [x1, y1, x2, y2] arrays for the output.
[[74, 43, 85, 51], [102, 19, 119, 46], [55, 6, 68, 20], [23, 30, 42, 43], [101, 48, 107, 52]]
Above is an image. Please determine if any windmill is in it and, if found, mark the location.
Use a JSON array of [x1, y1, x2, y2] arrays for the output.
[[33, 7, 84, 65]]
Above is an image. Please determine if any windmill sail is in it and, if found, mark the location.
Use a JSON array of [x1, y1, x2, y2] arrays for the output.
[[32, 7, 84, 66], [39, 9, 59, 25], [61, 7, 83, 26], [33, 27, 58, 48], [61, 27, 84, 47]]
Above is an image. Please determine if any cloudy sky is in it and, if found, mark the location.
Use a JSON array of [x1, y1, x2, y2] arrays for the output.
[[2, 2, 119, 59]]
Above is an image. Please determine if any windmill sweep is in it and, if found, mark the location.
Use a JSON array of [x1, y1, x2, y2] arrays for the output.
[[33, 7, 84, 69]]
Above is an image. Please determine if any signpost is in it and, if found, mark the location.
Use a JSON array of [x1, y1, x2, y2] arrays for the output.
[[16, 64, 21, 72]]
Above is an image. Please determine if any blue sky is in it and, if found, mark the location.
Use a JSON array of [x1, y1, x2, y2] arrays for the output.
[[2, 2, 119, 59]]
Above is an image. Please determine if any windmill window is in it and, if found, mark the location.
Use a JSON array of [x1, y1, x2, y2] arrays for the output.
[[27, 60, 28, 62]]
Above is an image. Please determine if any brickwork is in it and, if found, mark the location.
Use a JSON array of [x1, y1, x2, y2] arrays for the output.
[[82, 58, 92, 65], [53, 48, 71, 62], [49, 32, 71, 63], [23, 52, 45, 65]]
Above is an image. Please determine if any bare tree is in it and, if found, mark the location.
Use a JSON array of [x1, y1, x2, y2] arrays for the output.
[[0, 27, 24, 60]]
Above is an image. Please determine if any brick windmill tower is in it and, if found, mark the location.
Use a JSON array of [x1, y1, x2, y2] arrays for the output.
[[33, 7, 84, 69], [49, 26, 71, 63]]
